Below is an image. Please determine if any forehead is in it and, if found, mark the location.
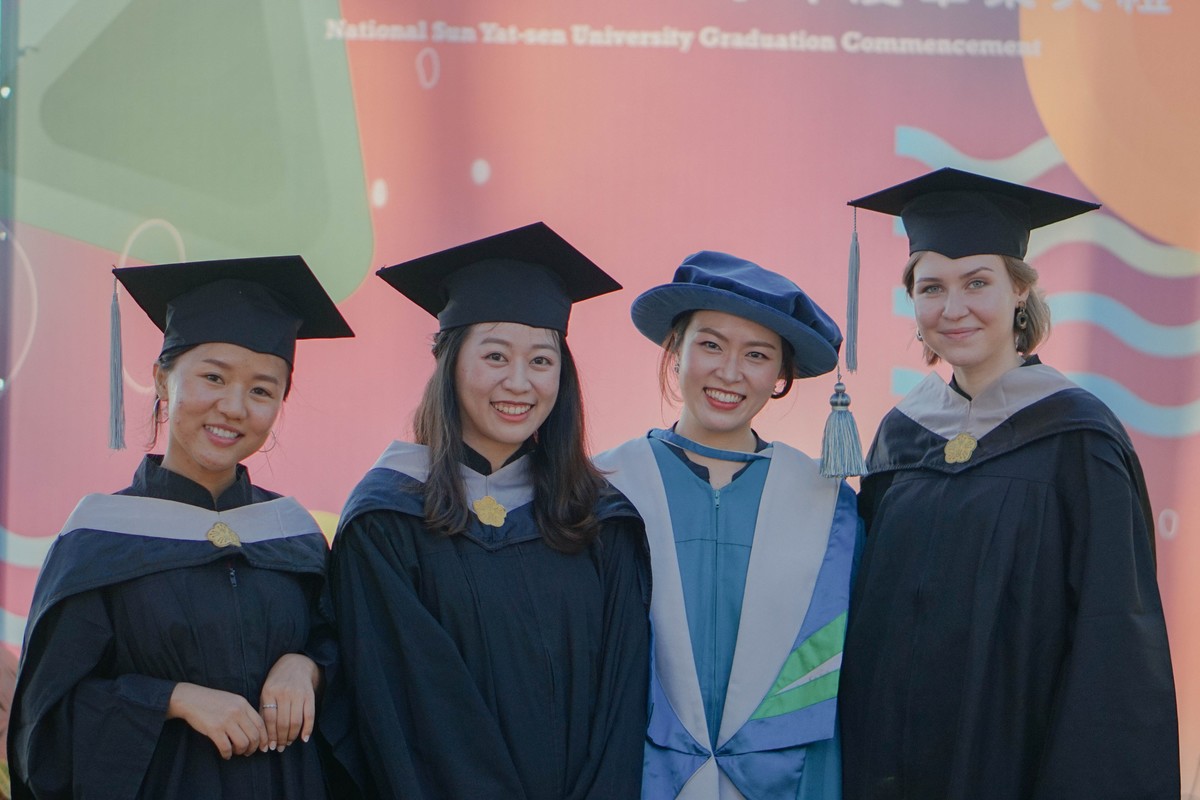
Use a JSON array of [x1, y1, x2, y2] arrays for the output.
[[913, 251, 1008, 280], [685, 309, 782, 346], [463, 321, 561, 350], [175, 341, 291, 376]]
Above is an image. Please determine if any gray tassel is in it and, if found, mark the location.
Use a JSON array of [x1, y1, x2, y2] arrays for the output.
[[820, 379, 866, 478], [109, 279, 126, 450], [846, 209, 860, 373]]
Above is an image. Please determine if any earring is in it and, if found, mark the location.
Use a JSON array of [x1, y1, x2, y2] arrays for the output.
[[673, 362, 680, 374], [1015, 303, 1029, 331], [915, 329, 924, 342], [261, 430, 279, 453]]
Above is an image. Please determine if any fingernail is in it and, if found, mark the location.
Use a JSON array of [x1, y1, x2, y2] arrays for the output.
[[303, 734, 310, 743], [270, 742, 277, 751]]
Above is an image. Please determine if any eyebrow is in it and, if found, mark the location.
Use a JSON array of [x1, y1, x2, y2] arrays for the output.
[[916, 266, 996, 285], [477, 337, 560, 353], [695, 327, 778, 350], [200, 358, 282, 385]]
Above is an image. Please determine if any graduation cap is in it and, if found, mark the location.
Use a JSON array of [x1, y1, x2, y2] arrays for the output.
[[109, 255, 353, 448], [376, 222, 621, 334], [847, 167, 1100, 260]]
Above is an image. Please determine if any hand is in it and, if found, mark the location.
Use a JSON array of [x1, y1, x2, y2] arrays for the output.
[[167, 683, 267, 759], [258, 653, 320, 753]]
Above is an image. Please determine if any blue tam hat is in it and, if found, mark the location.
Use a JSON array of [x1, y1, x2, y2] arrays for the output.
[[630, 251, 842, 379]]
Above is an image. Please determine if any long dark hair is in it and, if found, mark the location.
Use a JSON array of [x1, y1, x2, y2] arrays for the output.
[[412, 324, 605, 554]]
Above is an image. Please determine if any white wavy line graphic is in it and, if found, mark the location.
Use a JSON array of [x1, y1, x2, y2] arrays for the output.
[[1, 525, 54, 569], [891, 288, 1200, 358], [894, 127, 1200, 278], [895, 127, 1064, 183], [1026, 214, 1200, 278], [2, 609, 25, 649]]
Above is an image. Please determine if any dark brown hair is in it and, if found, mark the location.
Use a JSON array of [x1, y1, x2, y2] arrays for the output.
[[412, 325, 605, 554]]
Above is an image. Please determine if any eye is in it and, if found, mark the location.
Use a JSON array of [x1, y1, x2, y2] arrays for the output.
[[699, 340, 721, 351], [747, 351, 768, 361], [485, 352, 507, 363], [250, 386, 276, 399], [531, 355, 555, 367], [918, 284, 942, 296], [203, 373, 224, 384], [967, 278, 988, 289]]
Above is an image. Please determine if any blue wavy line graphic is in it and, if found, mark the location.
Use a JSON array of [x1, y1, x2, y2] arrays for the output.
[[895, 127, 1065, 183], [891, 288, 1200, 358], [1049, 293, 1200, 357], [891, 368, 1200, 438]]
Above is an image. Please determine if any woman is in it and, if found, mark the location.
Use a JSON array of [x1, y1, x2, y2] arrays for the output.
[[323, 222, 651, 798], [840, 168, 1179, 799], [595, 252, 860, 799], [8, 256, 353, 799]]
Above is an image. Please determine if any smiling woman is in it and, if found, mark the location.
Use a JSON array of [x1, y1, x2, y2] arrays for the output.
[[322, 222, 652, 799], [595, 252, 860, 800], [842, 168, 1179, 799], [7, 256, 353, 800], [153, 343, 290, 497]]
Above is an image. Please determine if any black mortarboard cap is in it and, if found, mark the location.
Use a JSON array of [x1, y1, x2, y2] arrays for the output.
[[847, 167, 1100, 259], [376, 222, 621, 334], [114, 255, 354, 365]]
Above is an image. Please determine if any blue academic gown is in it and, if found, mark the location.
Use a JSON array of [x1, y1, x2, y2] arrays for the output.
[[596, 433, 858, 800]]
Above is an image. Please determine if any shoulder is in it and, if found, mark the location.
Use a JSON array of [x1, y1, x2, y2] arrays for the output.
[[593, 435, 653, 472], [338, 467, 428, 535]]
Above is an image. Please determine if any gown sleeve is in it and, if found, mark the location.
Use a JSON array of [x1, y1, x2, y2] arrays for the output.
[[567, 516, 651, 800], [325, 510, 528, 799], [1031, 434, 1179, 799], [11, 588, 176, 800]]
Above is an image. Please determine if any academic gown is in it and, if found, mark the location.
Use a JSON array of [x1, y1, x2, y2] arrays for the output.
[[322, 441, 651, 799], [840, 359, 1179, 800], [8, 456, 335, 800], [596, 433, 859, 800]]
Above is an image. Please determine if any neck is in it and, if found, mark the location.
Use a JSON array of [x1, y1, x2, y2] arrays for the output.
[[674, 413, 756, 454], [462, 437, 520, 473], [952, 351, 1024, 398], [159, 453, 237, 501]]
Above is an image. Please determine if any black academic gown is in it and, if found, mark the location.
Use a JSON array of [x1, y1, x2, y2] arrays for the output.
[[8, 456, 335, 800], [322, 442, 651, 800], [840, 359, 1179, 800]]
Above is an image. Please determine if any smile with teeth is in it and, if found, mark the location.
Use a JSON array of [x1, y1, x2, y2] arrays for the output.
[[704, 388, 744, 405], [205, 425, 241, 440], [492, 402, 533, 416]]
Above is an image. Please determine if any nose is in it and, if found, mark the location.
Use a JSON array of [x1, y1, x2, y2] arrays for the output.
[[502, 362, 533, 392], [217, 389, 248, 419], [715, 352, 741, 383], [941, 289, 968, 320]]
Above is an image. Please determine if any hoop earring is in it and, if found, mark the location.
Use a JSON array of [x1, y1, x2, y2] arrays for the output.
[[261, 430, 278, 453], [915, 329, 924, 342], [1015, 303, 1029, 331]]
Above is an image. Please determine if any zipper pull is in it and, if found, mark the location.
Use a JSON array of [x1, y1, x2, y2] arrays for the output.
[[228, 565, 238, 587]]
